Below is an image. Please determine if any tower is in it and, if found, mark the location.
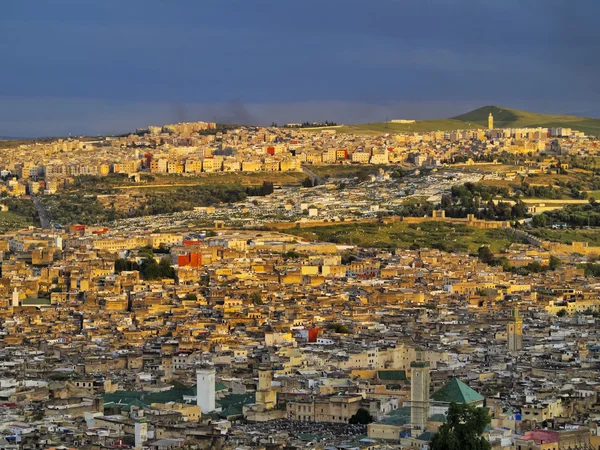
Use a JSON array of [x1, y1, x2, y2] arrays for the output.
[[488, 112, 494, 130], [507, 308, 523, 352], [12, 288, 19, 308], [256, 364, 277, 410], [134, 419, 148, 450], [410, 359, 430, 436], [577, 340, 589, 362], [196, 365, 216, 413]]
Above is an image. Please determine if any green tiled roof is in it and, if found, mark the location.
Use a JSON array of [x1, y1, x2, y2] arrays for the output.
[[431, 378, 484, 404], [217, 393, 255, 408], [22, 298, 51, 306], [416, 431, 435, 442], [375, 406, 411, 426], [103, 386, 196, 406], [377, 370, 408, 381], [215, 382, 228, 392], [428, 413, 447, 423], [218, 404, 243, 418]]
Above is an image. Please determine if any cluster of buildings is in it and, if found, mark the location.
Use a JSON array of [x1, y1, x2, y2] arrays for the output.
[[0, 219, 597, 448], [0, 115, 597, 198]]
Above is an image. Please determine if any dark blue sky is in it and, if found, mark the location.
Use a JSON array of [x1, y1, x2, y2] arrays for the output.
[[2, 0, 599, 136]]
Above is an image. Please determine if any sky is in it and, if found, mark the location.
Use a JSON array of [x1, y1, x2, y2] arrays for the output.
[[1, 0, 600, 137]]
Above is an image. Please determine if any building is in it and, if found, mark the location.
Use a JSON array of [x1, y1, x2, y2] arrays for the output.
[[488, 113, 494, 130], [410, 360, 430, 436], [196, 366, 216, 413], [507, 308, 523, 352]]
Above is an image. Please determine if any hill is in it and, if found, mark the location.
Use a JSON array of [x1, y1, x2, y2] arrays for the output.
[[308, 105, 600, 136], [452, 105, 600, 136]]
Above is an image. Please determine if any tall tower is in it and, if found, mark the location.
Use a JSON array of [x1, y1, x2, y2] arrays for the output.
[[488, 112, 494, 130], [410, 359, 430, 436], [12, 288, 19, 308], [256, 364, 277, 410], [134, 420, 148, 450], [507, 308, 523, 352], [196, 365, 216, 413]]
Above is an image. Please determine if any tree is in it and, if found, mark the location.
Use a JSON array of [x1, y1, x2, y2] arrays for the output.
[[430, 402, 491, 450], [549, 255, 561, 270], [349, 408, 373, 424], [557, 308, 567, 317], [302, 177, 314, 188], [327, 323, 350, 334], [250, 292, 263, 305], [477, 246, 494, 265]]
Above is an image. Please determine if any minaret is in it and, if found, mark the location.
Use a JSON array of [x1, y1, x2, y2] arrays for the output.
[[488, 112, 494, 130], [256, 364, 277, 410], [577, 340, 589, 362], [196, 365, 216, 413], [134, 419, 148, 450], [410, 358, 430, 436], [507, 308, 523, 352], [12, 288, 19, 308]]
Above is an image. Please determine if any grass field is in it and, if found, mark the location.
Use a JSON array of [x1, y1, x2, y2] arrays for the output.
[[82, 172, 306, 191], [308, 105, 600, 136], [0, 211, 33, 233], [529, 228, 600, 246], [285, 221, 526, 253], [453, 106, 600, 136], [308, 119, 483, 136], [308, 164, 393, 179]]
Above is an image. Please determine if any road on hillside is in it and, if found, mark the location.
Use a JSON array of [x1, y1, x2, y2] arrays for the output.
[[301, 165, 324, 185], [32, 195, 51, 229]]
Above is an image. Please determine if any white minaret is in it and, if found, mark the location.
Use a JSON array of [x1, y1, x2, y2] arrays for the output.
[[12, 288, 19, 308], [196, 365, 216, 413], [134, 420, 148, 450]]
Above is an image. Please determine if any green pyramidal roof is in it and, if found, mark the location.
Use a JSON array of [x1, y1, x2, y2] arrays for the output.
[[431, 378, 484, 404]]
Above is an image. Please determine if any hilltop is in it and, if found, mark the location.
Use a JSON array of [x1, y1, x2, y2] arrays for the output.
[[453, 105, 600, 136], [310, 106, 600, 136]]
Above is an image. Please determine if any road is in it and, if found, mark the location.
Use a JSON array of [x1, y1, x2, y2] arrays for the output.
[[301, 165, 324, 185], [32, 195, 51, 229]]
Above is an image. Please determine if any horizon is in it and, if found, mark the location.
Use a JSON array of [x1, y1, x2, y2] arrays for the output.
[[3, 0, 600, 137], [1, 103, 598, 140]]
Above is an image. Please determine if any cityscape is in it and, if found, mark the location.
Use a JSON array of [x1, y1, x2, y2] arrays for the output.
[[3, 1, 600, 450]]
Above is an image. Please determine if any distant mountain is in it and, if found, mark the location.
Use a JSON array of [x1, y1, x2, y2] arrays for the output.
[[322, 105, 600, 136]]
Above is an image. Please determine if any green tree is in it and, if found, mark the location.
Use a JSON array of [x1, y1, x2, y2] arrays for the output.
[[549, 255, 561, 270], [349, 408, 373, 424], [327, 323, 350, 334], [430, 402, 491, 450], [477, 246, 494, 265], [557, 308, 567, 317], [250, 292, 263, 305]]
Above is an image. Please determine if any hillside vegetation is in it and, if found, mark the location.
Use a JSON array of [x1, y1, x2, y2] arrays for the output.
[[311, 106, 600, 136]]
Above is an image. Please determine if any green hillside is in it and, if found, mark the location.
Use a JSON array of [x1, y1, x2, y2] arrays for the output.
[[325, 119, 483, 136], [452, 105, 600, 136], [309, 105, 600, 136]]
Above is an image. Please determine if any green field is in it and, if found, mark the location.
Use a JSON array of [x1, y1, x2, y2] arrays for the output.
[[285, 221, 526, 253], [308, 164, 395, 179], [0, 211, 33, 233], [309, 119, 483, 136], [308, 105, 600, 136], [453, 106, 600, 136], [529, 228, 600, 246]]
